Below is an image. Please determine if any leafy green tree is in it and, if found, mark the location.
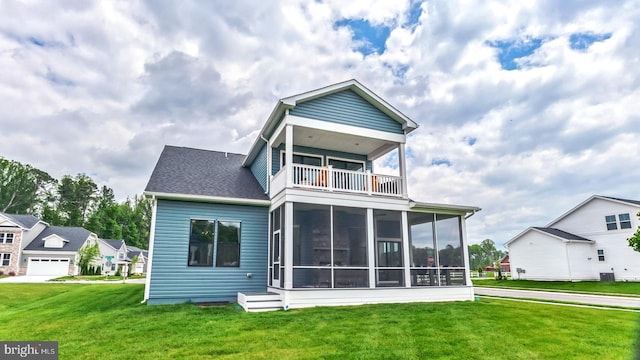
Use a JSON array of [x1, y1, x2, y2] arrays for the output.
[[57, 174, 98, 226], [0, 157, 56, 214], [77, 243, 100, 275], [628, 212, 640, 252]]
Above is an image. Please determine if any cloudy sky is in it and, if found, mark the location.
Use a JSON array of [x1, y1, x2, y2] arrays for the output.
[[1, 0, 638, 248]]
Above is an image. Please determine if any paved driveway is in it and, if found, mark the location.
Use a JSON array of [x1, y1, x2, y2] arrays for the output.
[[0, 275, 58, 283], [474, 287, 640, 308]]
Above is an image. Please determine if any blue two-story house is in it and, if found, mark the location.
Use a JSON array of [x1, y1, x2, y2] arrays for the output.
[[143, 80, 480, 310]]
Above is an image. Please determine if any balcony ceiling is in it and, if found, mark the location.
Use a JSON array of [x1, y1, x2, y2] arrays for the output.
[[272, 126, 397, 159]]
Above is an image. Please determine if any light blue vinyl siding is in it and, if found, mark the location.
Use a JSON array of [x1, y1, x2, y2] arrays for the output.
[[271, 144, 372, 176], [250, 143, 268, 191], [289, 90, 404, 134], [148, 200, 269, 304]]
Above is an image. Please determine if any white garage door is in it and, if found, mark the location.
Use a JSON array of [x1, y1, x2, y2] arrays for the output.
[[27, 258, 70, 276]]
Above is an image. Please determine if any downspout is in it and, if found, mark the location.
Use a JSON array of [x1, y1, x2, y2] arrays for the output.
[[564, 242, 572, 282], [260, 134, 269, 195], [142, 195, 157, 304]]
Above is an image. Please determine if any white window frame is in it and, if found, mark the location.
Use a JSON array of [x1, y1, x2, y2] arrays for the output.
[[597, 249, 605, 262], [0, 232, 14, 244], [1, 253, 11, 266], [215, 219, 242, 268], [326, 156, 366, 173], [605, 215, 617, 231], [279, 150, 323, 170], [619, 213, 632, 229]]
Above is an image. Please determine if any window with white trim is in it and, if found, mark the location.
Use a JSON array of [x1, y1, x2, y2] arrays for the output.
[[619, 213, 632, 229], [605, 215, 617, 230], [1, 253, 10, 266], [188, 219, 241, 267], [0, 233, 14, 244], [597, 249, 605, 262]]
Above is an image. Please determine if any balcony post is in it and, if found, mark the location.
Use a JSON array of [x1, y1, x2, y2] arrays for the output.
[[285, 124, 293, 189], [398, 143, 408, 197], [366, 170, 372, 195]]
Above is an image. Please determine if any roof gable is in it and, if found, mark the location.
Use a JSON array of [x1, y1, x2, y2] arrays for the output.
[[547, 195, 640, 227], [145, 146, 269, 201], [244, 79, 418, 166], [0, 213, 42, 229], [507, 227, 593, 246], [289, 89, 404, 134], [24, 226, 91, 252], [102, 239, 125, 251]]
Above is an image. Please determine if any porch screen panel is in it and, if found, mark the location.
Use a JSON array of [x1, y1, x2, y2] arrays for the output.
[[408, 212, 438, 286], [374, 209, 404, 287], [435, 214, 465, 285], [293, 203, 330, 288], [333, 206, 368, 288]]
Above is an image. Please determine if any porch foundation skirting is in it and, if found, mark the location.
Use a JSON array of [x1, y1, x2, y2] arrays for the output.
[[265, 286, 474, 310]]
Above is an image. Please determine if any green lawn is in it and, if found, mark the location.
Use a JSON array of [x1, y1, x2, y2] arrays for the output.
[[51, 274, 146, 281], [474, 279, 640, 296], [0, 284, 638, 359]]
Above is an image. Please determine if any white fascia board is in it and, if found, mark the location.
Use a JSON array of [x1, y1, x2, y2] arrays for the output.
[[281, 79, 418, 132], [0, 214, 24, 229], [410, 201, 481, 217], [144, 191, 271, 207], [545, 195, 640, 227], [98, 238, 118, 251], [505, 228, 534, 247], [286, 115, 406, 144], [22, 250, 78, 255], [243, 102, 291, 167], [42, 234, 70, 243], [282, 188, 410, 211]]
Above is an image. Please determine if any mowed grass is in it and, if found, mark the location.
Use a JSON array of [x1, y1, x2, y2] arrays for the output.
[[0, 284, 638, 359], [474, 279, 640, 296]]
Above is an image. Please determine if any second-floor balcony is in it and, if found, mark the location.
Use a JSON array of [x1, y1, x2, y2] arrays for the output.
[[271, 163, 404, 197]]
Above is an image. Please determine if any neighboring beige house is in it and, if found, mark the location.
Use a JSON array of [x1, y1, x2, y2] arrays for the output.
[[1, 212, 99, 276], [507, 196, 640, 281]]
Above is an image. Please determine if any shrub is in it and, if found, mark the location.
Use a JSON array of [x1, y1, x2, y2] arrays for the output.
[[0, 270, 4, 276], [114, 266, 121, 277], [8, 271, 16, 276]]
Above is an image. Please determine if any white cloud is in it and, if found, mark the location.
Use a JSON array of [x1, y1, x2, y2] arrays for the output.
[[1, 0, 639, 248]]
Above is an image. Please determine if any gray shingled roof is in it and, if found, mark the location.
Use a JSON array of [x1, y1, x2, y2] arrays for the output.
[[533, 227, 592, 241], [103, 239, 125, 250], [1, 213, 40, 229], [602, 196, 640, 206], [145, 146, 268, 201], [24, 226, 91, 252]]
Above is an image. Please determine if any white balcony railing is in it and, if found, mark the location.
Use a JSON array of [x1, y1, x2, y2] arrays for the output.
[[278, 164, 403, 197]]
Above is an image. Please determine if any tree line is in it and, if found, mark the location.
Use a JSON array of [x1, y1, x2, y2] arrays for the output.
[[0, 156, 150, 249], [468, 239, 507, 271]]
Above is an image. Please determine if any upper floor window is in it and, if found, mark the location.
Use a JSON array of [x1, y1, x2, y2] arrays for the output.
[[0, 233, 14, 244], [619, 213, 632, 229], [597, 249, 605, 261], [605, 215, 617, 230], [281, 152, 322, 168], [118, 252, 126, 260]]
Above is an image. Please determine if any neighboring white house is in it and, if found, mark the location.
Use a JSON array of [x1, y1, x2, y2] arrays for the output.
[[98, 239, 129, 274], [507, 196, 640, 281], [126, 246, 148, 274]]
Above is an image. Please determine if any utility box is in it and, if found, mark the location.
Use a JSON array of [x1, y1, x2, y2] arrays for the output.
[[599, 272, 615, 282]]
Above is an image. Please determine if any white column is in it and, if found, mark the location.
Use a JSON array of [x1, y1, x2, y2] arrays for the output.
[[401, 211, 411, 287], [398, 143, 408, 198], [284, 201, 294, 289], [367, 208, 376, 288], [460, 215, 473, 286], [143, 196, 158, 302], [285, 125, 294, 189]]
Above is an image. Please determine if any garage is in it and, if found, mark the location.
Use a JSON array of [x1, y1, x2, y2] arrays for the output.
[[27, 258, 70, 276]]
